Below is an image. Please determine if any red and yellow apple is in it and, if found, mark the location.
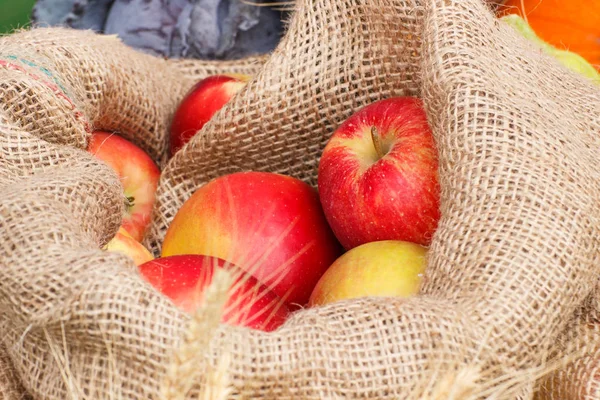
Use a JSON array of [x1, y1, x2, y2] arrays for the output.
[[161, 171, 343, 308], [138, 254, 290, 331], [169, 74, 251, 156], [318, 97, 440, 250], [87, 131, 161, 242], [104, 227, 154, 266], [308, 240, 427, 307]]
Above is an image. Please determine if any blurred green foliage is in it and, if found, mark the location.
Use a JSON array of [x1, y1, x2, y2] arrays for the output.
[[0, 0, 36, 34]]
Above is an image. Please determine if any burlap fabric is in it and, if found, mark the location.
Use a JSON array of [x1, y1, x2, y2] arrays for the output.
[[534, 323, 600, 399], [530, 290, 600, 400], [1, 0, 600, 399], [0, 343, 28, 399]]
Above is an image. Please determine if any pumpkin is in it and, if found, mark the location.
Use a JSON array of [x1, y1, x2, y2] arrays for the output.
[[498, 0, 600, 70]]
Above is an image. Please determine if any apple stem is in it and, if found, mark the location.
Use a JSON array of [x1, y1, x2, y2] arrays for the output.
[[371, 126, 384, 159]]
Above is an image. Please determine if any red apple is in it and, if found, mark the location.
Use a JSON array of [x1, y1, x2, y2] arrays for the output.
[[318, 97, 440, 250], [169, 74, 251, 157], [87, 131, 161, 242], [104, 227, 154, 266], [138, 254, 290, 331], [160, 171, 343, 308]]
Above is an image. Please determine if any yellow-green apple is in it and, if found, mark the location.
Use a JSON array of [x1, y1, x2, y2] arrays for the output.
[[161, 171, 343, 308], [169, 74, 251, 157], [138, 254, 290, 331], [87, 131, 161, 242], [104, 227, 154, 266], [308, 240, 427, 307], [318, 97, 440, 250]]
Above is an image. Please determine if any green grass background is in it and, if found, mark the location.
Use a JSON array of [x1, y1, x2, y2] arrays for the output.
[[0, 0, 36, 34]]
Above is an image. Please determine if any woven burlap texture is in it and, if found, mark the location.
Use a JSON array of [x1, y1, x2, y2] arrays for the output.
[[535, 323, 600, 399], [1, 0, 600, 398], [0, 27, 262, 399], [0, 342, 28, 399], [530, 288, 600, 400]]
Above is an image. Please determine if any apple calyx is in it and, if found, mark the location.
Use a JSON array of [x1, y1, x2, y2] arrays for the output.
[[125, 195, 135, 210], [370, 126, 386, 159]]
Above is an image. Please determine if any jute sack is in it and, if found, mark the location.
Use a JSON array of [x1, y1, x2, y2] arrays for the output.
[[149, 0, 600, 396], [535, 322, 600, 399], [0, 27, 263, 399], [1, 0, 600, 399], [0, 342, 28, 399], [532, 290, 600, 399]]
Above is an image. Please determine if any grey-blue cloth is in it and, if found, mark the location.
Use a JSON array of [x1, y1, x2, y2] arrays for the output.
[[31, 0, 286, 60]]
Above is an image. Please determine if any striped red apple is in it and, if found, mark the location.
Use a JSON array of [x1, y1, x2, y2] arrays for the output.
[[87, 131, 161, 242], [317, 97, 441, 250], [169, 74, 251, 157], [138, 254, 290, 331], [160, 171, 343, 309]]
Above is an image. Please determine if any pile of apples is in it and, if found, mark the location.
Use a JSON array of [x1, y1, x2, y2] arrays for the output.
[[92, 74, 441, 332]]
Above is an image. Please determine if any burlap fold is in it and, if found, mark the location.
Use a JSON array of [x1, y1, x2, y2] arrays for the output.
[[535, 323, 600, 399], [0, 342, 28, 399], [1, 0, 600, 398], [531, 291, 600, 399]]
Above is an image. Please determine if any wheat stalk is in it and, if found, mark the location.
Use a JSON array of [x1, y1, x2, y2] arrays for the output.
[[427, 367, 481, 400], [199, 352, 233, 400], [160, 268, 234, 400]]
